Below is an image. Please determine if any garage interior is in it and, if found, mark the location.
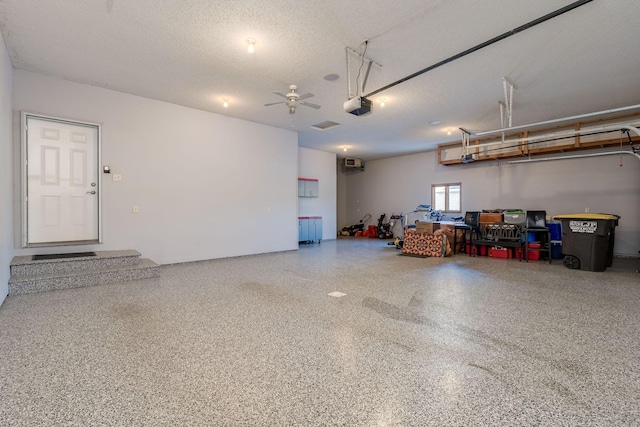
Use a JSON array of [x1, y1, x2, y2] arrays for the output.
[[0, 1, 638, 425]]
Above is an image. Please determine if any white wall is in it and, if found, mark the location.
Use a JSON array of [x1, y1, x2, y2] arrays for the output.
[[343, 149, 640, 256], [0, 32, 14, 305], [13, 71, 299, 264], [298, 147, 337, 240]]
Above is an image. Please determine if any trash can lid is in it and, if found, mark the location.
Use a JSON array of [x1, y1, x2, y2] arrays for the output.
[[553, 213, 619, 220]]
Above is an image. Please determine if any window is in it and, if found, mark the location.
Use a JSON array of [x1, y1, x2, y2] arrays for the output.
[[431, 183, 461, 213]]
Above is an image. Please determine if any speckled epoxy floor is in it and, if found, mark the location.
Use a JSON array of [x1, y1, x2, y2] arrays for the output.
[[0, 238, 638, 426]]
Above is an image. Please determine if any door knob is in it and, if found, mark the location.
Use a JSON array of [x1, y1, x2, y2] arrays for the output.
[[86, 190, 96, 194]]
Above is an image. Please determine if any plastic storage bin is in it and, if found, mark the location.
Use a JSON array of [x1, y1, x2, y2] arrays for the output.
[[553, 213, 619, 271], [489, 246, 511, 259], [504, 210, 526, 224], [527, 249, 541, 261]]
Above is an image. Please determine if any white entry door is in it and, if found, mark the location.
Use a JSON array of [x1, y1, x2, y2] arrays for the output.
[[23, 114, 101, 246]]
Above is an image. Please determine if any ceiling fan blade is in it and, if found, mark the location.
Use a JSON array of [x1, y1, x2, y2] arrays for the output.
[[264, 101, 286, 107], [300, 101, 321, 109], [272, 92, 288, 99], [297, 93, 314, 100]]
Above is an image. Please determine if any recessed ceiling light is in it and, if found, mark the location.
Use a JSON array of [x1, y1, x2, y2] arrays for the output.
[[430, 120, 441, 126], [247, 38, 256, 53], [323, 73, 339, 81]]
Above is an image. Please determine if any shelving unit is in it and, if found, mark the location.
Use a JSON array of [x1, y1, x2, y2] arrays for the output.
[[298, 178, 319, 197], [523, 228, 551, 263], [298, 216, 322, 244]]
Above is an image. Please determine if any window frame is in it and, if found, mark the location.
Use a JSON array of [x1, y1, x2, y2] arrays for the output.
[[431, 182, 462, 213]]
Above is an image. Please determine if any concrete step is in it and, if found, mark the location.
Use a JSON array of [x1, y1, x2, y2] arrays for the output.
[[8, 258, 160, 296], [10, 250, 142, 276]]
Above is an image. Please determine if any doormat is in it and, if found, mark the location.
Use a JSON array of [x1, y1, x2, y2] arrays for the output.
[[33, 252, 97, 261]]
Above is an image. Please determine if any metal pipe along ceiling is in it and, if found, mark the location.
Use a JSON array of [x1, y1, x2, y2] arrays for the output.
[[474, 105, 640, 137], [469, 122, 640, 149], [501, 125, 640, 164], [507, 150, 640, 165], [364, 0, 594, 98]]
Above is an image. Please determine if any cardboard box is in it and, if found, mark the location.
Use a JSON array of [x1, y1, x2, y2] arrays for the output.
[[436, 222, 455, 248], [415, 221, 439, 234]]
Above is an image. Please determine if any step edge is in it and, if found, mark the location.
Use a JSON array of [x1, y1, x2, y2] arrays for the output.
[[9, 259, 160, 283], [10, 250, 142, 267], [8, 268, 161, 295]]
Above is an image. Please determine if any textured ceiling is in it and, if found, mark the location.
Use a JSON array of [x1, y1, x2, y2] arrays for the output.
[[1, 0, 639, 160]]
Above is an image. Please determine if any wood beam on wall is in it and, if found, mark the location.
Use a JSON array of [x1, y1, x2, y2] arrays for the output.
[[439, 112, 640, 166]]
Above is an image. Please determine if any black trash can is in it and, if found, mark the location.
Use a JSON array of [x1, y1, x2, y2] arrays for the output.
[[553, 214, 619, 272]]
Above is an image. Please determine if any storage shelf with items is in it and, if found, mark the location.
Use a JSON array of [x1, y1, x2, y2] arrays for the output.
[[460, 209, 553, 263], [523, 210, 551, 263], [298, 178, 319, 197], [298, 216, 322, 244]]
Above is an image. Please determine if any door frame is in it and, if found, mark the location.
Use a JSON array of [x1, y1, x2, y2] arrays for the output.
[[21, 111, 103, 247]]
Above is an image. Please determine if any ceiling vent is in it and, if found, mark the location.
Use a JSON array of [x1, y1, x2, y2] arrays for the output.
[[311, 121, 341, 131]]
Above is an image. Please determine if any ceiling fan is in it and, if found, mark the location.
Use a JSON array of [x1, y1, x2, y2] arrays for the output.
[[264, 85, 321, 114]]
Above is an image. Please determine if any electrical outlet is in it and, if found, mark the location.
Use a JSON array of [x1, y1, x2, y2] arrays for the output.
[[113, 174, 122, 182], [132, 206, 139, 213], [585, 207, 590, 213]]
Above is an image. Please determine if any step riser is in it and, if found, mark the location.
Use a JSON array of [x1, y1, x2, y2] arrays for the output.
[[9, 265, 160, 296], [10, 256, 140, 277]]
